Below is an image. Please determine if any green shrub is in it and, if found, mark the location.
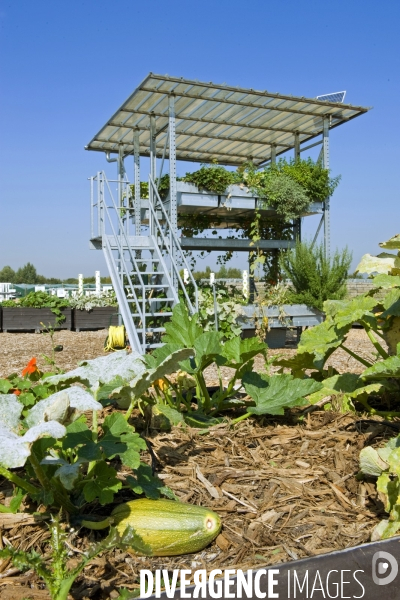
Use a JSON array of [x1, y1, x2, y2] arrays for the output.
[[279, 240, 352, 311]]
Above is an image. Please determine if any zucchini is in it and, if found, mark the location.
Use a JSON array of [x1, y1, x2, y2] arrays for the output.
[[82, 499, 221, 556]]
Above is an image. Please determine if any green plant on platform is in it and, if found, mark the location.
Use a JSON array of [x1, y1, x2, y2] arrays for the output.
[[182, 163, 235, 194], [279, 239, 352, 311], [0, 516, 137, 600]]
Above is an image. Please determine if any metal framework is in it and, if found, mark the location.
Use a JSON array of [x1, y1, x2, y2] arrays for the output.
[[86, 73, 369, 353]]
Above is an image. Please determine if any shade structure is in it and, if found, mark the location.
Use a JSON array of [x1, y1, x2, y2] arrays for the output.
[[86, 73, 370, 166]]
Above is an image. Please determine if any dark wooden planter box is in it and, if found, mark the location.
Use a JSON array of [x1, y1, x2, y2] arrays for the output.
[[73, 306, 119, 331], [1, 308, 72, 332]]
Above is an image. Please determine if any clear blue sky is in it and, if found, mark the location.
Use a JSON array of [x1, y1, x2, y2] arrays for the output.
[[1, 0, 399, 279]]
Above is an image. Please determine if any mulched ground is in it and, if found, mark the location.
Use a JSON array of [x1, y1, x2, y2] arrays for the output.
[[0, 411, 397, 599], [0, 328, 394, 599]]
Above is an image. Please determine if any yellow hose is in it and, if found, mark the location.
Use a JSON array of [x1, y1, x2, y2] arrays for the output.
[[104, 325, 126, 352]]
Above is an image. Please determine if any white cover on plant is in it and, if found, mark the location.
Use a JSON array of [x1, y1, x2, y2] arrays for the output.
[[0, 395, 24, 432], [0, 421, 66, 468], [45, 350, 146, 388], [26, 387, 102, 428]]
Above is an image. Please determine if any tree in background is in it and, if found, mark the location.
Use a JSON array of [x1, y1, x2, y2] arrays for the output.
[[0, 265, 16, 283], [14, 262, 39, 284], [279, 240, 352, 311]]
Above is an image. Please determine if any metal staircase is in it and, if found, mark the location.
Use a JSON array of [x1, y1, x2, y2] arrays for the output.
[[90, 171, 198, 354]]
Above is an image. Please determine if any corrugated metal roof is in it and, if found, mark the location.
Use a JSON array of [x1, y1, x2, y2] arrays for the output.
[[86, 73, 370, 166]]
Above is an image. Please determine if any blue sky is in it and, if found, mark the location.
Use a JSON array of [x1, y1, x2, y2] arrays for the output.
[[1, 0, 399, 279]]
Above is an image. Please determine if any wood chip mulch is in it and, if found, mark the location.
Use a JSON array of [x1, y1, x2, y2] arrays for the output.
[[0, 411, 396, 600]]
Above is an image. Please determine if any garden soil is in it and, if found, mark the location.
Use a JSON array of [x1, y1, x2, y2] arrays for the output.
[[0, 328, 396, 599]]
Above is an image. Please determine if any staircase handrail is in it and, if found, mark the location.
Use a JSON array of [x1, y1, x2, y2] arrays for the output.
[[148, 176, 198, 313], [100, 172, 145, 322]]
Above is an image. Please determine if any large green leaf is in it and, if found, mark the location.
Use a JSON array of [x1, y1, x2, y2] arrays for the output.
[[275, 352, 319, 376], [113, 348, 193, 409], [307, 373, 360, 404], [153, 403, 185, 427], [162, 303, 203, 347], [298, 320, 348, 370], [99, 413, 146, 469], [45, 350, 146, 389], [144, 343, 183, 370], [218, 336, 267, 366], [82, 461, 122, 505], [381, 290, 400, 318], [243, 372, 322, 416], [362, 353, 400, 380], [379, 234, 400, 250], [126, 463, 176, 500], [329, 296, 377, 329], [370, 274, 400, 290]]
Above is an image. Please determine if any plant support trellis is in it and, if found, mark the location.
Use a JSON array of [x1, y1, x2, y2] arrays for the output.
[[86, 73, 369, 354]]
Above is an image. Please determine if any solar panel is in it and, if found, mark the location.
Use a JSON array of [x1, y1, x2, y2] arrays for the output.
[[316, 91, 346, 103]]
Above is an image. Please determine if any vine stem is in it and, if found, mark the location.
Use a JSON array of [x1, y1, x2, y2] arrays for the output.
[[341, 345, 373, 368], [364, 326, 389, 359], [196, 374, 211, 413], [0, 465, 39, 495], [29, 452, 77, 514], [231, 412, 251, 425], [125, 396, 137, 421]]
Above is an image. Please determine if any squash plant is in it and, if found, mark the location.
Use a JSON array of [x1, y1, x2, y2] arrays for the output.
[[0, 349, 193, 516], [112, 303, 323, 428], [276, 234, 400, 416]]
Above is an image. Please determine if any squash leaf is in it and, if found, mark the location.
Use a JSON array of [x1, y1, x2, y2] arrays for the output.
[[243, 372, 322, 416], [45, 350, 146, 389]]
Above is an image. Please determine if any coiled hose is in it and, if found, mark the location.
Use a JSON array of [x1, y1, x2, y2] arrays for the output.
[[104, 325, 126, 352]]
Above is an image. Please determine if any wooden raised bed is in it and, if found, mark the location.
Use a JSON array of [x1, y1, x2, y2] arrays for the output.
[[1, 308, 72, 332], [73, 306, 119, 331]]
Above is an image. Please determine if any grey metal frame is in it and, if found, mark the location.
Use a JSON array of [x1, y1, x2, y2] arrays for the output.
[[86, 74, 368, 351]]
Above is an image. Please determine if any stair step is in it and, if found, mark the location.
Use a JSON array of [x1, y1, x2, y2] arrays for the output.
[[130, 284, 170, 288], [131, 312, 173, 317], [136, 327, 166, 333]]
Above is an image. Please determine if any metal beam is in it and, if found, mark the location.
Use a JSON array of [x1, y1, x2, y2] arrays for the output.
[[180, 238, 295, 251], [110, 110, 318, 137], [148, 73, 370, 113], [140, 85, 355, 119], [300, 139, 323, 153]]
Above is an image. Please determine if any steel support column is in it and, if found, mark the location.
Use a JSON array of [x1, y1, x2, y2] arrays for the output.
[[323, 118, 330, 259], [149, 115, 156, 235], [133, 129, 141, 237], [294, 132, 301, 240], [169, 96, 178, 236]]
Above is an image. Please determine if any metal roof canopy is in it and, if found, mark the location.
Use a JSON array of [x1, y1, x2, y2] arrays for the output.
[[86, 73, 370, 166]]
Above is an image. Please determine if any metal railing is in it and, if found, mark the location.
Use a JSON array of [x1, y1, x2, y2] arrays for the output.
[[148, 176, 198, 313]]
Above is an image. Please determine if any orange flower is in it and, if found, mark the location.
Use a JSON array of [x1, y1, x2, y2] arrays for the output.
[[22, 357, 38, 377], [12, 389, 21, 396]]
